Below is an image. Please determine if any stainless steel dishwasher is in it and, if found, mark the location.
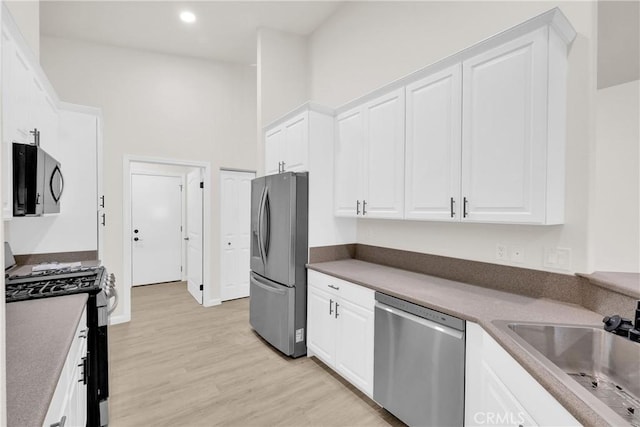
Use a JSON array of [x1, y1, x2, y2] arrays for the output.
[[374, 292, 465, 427]]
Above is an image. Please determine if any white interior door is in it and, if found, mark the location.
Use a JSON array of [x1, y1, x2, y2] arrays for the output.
[[220, 169, 254, 301], [186, 169, 203, 304], [131, 174, 182, 286]]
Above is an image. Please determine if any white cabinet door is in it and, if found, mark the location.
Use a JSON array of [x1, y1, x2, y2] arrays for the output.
[[264, 127, 283, 176], [334, 297, 374, 396], [363, 88, 405, 219], [307, 272, 375, 397], [461, 28, 548, 224], [265, 111, 309, 175], [12, 46, 32, 143], [38, 93, 60, 159], [465, 322, 580, 427], [2, 29, 14, 219], [405, 65, 462, 221], [44, 308, 88, 427], [307, 282, 336, 366], [334, 107, 364, 217], [282, 113, 308, 172]]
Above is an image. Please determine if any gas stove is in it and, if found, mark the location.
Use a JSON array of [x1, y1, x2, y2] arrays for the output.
[[6, 264, 102, 282], [5, 268, 105, 302], [4, 261, 115, 426]]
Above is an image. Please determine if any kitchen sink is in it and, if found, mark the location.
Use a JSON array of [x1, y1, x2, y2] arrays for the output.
[[494, 321, 640, 426]]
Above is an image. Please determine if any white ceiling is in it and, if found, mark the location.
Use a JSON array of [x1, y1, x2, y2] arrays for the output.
[[40, 1, 343, 65]]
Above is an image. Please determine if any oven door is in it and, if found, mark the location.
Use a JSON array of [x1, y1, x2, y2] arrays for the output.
[[92, 286, 113, 426]]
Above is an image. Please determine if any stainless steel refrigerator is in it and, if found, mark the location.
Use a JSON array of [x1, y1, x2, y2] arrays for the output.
[[249, 171, 308, 357]]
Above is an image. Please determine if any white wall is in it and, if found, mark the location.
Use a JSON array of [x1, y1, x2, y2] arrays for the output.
[[39, 36, 257, 316], [258, 28, 309, 127], [593, 79, 640, 272], [257, 28, 309, 176], [304, 1, 599, 274], [4, 0, 38, 58]]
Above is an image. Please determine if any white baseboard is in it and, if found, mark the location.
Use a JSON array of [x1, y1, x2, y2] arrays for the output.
[[204, 298, 221, 307], [110, 314, 130, 325]]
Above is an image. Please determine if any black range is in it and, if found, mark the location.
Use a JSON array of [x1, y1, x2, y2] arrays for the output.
[[6, 264, 117, 427]]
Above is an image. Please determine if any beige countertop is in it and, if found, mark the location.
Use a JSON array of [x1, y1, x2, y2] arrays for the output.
[[307, 259, 617, 427], [6, 294, 88, 427], [577, 271, 640, 299]]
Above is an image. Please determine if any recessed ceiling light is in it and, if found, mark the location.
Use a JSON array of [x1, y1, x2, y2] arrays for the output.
[[180, 11, 196, 23]]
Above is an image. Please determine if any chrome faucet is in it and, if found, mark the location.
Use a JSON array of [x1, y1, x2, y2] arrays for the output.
[[603, 300, 640, 343]]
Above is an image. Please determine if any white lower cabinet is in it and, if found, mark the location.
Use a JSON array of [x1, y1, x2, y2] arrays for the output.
[[465, 322, 579, 427], [43, 307, 88, 427], [307, 270, 375, 397]]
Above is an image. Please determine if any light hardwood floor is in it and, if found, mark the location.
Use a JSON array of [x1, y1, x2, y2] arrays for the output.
[[109, 281, 403, 426]]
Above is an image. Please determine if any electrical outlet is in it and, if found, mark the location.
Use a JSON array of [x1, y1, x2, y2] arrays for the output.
[[496, 244, 507, 261], [511, 247, 525, 263]]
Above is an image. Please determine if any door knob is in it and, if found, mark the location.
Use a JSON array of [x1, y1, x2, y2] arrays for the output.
[[134, 229, 139, 233], [134, 237, 139, 242], [227, 242, 231, 246]]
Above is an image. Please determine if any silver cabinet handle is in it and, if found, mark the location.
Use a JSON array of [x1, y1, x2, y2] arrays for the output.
[[356, 200, 360, 215], [281, 161, 285, 171], [335, 302, 340, 318], [463, 197, 468, 218], [450, 197, 455, 218], [362, 200, 367, 216], [50, 416, 66, 427], [329, 299, 334, 315], [100, 195, 105, 208], [101, 213, 106, 226], [328, 284, 340, 291]]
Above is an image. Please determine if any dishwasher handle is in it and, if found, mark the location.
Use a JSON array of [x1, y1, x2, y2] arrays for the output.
[[375, 301, 465, 340]]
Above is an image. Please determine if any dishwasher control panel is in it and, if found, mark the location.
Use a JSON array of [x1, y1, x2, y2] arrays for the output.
[[375, 292, 465, 331]]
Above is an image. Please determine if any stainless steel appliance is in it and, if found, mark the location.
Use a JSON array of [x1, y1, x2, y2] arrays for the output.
[[249, 172, 308, 358], [13, 140, 64, 216], [5, 263, 117, 426], [374, 292, 465, 426]]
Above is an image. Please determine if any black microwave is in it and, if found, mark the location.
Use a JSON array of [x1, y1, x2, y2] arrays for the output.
[[13, 142, 64, 216]]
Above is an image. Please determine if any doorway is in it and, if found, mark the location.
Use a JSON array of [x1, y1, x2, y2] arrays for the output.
[[131, 173, 183, 286], [121, 156, 211, 324]]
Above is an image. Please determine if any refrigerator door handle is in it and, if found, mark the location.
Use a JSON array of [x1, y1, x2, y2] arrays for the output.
[[257, 186, 267, 264], [251, 274, 286, 295], [263, 189, 270, 257]]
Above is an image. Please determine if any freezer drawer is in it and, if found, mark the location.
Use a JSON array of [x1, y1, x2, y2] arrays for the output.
[[249, 273, 296, 355], [374, 294, 465, 426]]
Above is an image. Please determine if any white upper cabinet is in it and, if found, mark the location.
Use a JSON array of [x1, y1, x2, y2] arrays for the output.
[[264, 126, 284, 176], [405, 64, 462, 221], [334, 88, 405, 219], [334, 107, 364, 217], [461, 28, 550, 224], [2, 17, 62, 220], [264, 109, 313, 175], [364, 88, 405, 219], [335, 8, 574, 225], [282, 113, 308, 172]]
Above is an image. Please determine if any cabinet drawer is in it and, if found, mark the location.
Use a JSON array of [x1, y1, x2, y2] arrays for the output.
[[308, 270, 374, 309]]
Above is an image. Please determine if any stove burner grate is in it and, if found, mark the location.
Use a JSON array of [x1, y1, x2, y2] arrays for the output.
[[5, 272, 102, 302]]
